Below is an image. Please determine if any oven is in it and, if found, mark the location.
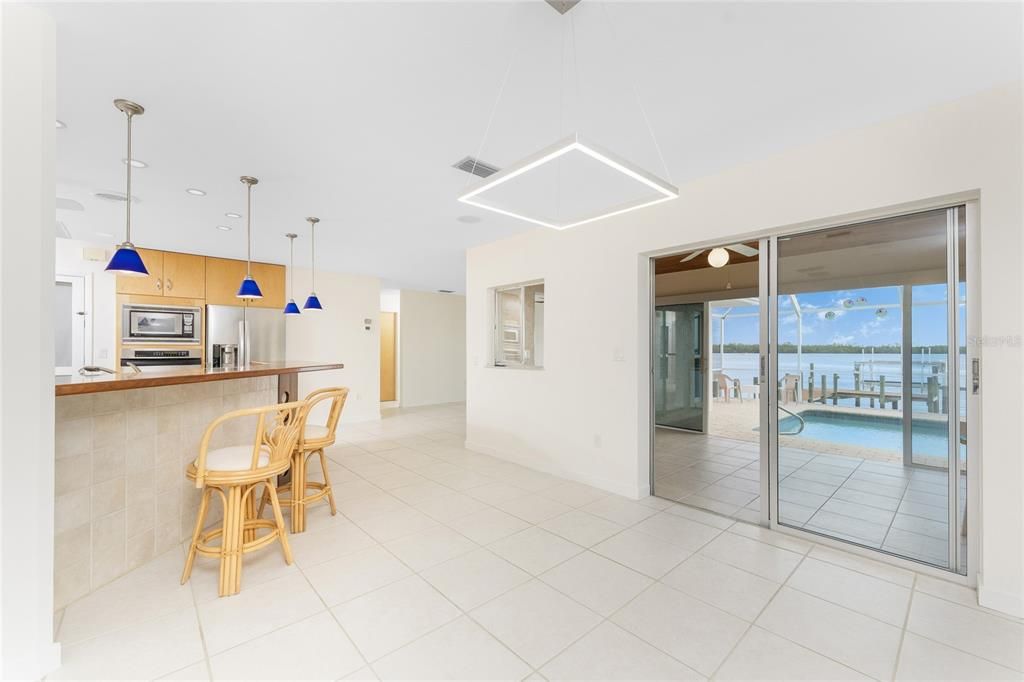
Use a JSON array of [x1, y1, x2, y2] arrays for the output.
[[120, 348, 202, 367], [122, 304, 202, 344]]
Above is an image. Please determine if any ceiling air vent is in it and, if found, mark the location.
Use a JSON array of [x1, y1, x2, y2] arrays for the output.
[[438, 289, 455, 294], [93, 191, 130, 202], [452, 156, 500, 179], [545, 0, 582, 14]]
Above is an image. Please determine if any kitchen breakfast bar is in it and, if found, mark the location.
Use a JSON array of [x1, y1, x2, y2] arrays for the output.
[[53, 361, 342, 608]]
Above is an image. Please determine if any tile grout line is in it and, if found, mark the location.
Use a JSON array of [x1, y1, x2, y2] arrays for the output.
[[891, 572, 918, 680], [706, 549, 808, 680]]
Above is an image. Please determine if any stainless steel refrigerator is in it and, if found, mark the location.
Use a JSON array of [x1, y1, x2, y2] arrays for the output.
[[206, 305, 286, 366]]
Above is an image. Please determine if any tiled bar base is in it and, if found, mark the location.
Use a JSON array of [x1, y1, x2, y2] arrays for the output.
[[54, 376, 278, 608]]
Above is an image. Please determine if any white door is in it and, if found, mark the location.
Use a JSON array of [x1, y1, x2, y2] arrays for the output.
[[55, 275, 86, 376]]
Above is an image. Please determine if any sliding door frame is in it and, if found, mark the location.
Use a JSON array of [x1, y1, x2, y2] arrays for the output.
[[645, 192, 979, 585], [764, 202, 974, 578]]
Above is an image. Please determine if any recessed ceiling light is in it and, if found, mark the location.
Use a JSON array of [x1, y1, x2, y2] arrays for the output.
[[122, 158, 148, 168], [216, 225, 232, 231], [55, 119, 66, 129], [185, 188, 206, 196], [456, 215, 481, 224], [225, 212, 242, 219]]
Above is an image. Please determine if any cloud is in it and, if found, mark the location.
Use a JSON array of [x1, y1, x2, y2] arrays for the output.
[[830, 334, 855, 345]]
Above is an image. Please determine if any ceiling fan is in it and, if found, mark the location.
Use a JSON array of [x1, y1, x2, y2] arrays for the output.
[[680, 243, 758, 268]]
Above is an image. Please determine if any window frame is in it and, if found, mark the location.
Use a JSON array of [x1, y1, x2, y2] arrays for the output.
[[491, 279, 544, 369]]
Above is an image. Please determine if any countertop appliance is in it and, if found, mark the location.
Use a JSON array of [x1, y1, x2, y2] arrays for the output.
[[211, 343, 239, 369], [120, 348, 202, 367], [122, 303, 202, 344], [206, 305, 285, 368]]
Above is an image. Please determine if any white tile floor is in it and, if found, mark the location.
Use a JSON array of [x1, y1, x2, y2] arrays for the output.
[[654, 428, 968, 570], [49, 404, 1021, 680]]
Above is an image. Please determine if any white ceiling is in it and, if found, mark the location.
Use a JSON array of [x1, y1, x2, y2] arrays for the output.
[[44, 1, 1020, 293]]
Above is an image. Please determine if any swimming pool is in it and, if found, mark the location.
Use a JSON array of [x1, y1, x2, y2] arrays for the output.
[[777, 410, 951, 457]]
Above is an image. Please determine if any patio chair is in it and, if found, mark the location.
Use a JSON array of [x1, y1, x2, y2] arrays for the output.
[[780, 373, 801, 404], [714, 371, 742, 402]]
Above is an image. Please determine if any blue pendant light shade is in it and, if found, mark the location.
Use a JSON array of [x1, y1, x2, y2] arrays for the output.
[[237, 276, 263, 298], [303, 293, 323, 311], [303, 216, 324, 311], [283, 233, 300, 315], [106, 244, 148, 276], [105, 99, 150, 276], [236, 176, 263, 299]]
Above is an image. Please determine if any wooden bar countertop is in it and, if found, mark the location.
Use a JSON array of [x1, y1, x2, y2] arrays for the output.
[[55, 361, 344, 396]]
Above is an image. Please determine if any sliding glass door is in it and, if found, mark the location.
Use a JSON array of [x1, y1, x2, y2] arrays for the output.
[[654, 303, 705, 432], [767, 206, 967, 573]]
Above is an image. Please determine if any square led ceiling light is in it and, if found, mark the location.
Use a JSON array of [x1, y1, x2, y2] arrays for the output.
[[458, 133, 678, 230]]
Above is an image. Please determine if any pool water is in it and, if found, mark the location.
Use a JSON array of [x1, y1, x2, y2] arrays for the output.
[[777, 410, 951, 457]]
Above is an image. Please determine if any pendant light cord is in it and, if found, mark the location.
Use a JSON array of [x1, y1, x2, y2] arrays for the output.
[[599, 0, 673, 183], [289, 237, 295, 296], [310, 222, 316, 292], [465, 5, 519, 192], [124, 109, 133, 243], [246, 182, 252, 277]]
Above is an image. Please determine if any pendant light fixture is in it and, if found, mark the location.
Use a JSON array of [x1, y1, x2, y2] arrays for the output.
[[283, 233, 301, 315], [104, 99, 149, 276], [303, 216, 323, 312], [236, 176, 263, 299]]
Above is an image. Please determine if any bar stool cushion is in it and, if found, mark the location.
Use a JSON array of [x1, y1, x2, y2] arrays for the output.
[[200, 445, 271, 471], [304, 424, 330, 441]]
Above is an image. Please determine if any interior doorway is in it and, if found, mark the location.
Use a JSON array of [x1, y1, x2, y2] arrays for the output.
[[649, 204, 974, 576], [380, 311, 397, 402], [651, 243, 763, 523]]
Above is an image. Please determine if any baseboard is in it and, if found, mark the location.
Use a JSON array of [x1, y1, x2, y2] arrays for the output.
[[977, 573, 1024, 618], [464, 440, 643, 499]]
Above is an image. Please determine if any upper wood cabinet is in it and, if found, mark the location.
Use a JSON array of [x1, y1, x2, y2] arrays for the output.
[[161, 252, 206, 299], [115, 248, 165, 296], [117, 249, 286, 308], [205, 257, 249, 306], [204, 257, 285, 308], [116, 249, 206, 298], [247, 262, 286, 309]]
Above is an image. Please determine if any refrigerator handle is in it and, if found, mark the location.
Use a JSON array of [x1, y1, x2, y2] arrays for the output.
[[238, 320, 250, 368]]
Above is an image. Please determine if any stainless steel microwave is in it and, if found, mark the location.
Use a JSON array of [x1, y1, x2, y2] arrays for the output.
[[121, 304, 202, 344]]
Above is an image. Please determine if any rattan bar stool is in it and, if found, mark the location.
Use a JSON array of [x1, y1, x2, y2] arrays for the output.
[[180, 400, 308, 597], [263, 387, 349, 533]]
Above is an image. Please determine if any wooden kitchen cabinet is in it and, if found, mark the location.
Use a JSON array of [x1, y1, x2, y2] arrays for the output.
[[247, 262, 286, 309], [161, 252, 206, 299], [205, 257, 249, 306], [115, 248, 165, 296]]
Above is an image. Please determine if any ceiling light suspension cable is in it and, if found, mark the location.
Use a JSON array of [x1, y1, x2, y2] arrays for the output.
[[236, 176, 263, 298], [105, 99, 149, 276], [303, 217, 323, 312], [284, 233, 300, 315]]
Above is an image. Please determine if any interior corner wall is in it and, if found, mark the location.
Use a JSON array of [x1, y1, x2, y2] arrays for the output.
[[465, 83, 1024, 617], [1, 4, 62, 677], [285, 268, 382, 424], [398, 290, 466, 407]]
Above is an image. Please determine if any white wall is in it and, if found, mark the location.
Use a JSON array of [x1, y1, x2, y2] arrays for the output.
[[0, 5, 62, 677], [399, 290, 466, 407], [286, 268, 381, 424], [54, 239, 117, 366], [466, 84, 1023, 616]]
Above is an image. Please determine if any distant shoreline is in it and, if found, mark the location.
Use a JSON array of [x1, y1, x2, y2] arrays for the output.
[[716, 344, 965, 354]]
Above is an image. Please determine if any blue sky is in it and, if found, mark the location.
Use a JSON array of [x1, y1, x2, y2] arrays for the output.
[[711, 285, 954, 347]]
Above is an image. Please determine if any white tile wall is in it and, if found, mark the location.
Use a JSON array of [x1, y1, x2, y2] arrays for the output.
[[54, 377, 278, 608]]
